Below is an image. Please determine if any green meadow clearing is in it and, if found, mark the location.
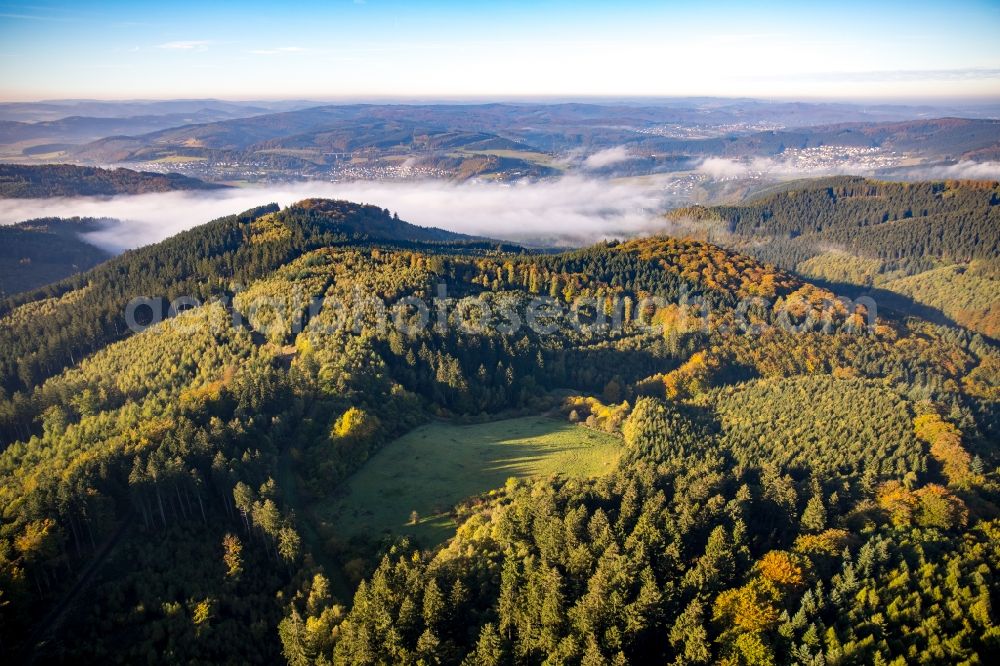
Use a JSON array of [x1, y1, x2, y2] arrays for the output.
[[456, 148, 563, 168], [316, 416, 622, 545]]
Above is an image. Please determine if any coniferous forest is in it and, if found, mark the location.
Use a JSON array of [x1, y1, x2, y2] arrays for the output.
[[0, 195, 996, 665]]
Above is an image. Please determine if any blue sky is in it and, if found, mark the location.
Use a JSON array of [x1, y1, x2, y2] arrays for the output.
[[1, 0, 998, 101]]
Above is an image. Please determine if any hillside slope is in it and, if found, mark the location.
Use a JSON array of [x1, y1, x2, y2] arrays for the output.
[[667, 176, 1000, 336], [0, 163, 227, 198], [0, 217, 113, 296], [0, 199, 491, 395]]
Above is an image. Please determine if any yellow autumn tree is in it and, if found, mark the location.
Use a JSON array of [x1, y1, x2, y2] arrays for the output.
[[876, 481, 919, 526], [15, 518, 61, 564], [713, 579, 780, 633], [877, 481, 968, 530], [332, 407, 379, 441], [663, 351, 723, 400], [913, 484, 969, 530], [757, 550, 808, 587], [222, 533, 243, 579], [913, 412, 975, 487], [192, 598, 215, 627], [793, 529, 851, 556]]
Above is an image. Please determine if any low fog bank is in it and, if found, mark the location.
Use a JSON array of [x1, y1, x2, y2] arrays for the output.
[[2, 163, 997, 254], [892, 160, 1000, 181], [0, 177, 673, 252]]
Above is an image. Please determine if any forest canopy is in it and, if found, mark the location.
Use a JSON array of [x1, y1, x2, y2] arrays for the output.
[[0, 194, 997, 664], [0, 163, 227, 198]]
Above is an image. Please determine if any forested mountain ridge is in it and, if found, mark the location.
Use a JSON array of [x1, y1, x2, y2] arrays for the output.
[[0, 163, 227, 198], [0, 217, 113, 296], [0, 197, 997, 664], [667, 176, 1000, 338], [669, 177, 999, 264], [0, 199, 492, 405]]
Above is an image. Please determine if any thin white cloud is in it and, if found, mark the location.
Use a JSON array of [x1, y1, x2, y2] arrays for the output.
[[583, 146, 633, 169], [808, 68, 1000, 82], [249, 46, 307, 55], [156, 40, 211, 51], [0, 12, 72, 21]]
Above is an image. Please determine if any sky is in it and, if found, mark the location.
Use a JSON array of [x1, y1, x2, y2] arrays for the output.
[[1, 0, 999, 101]]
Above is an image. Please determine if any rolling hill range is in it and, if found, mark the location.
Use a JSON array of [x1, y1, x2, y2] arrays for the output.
[[0, 110, 271, 147], [642, 117, 1000, 160], [0, 100, 323, 164], [0, 99, 318, 123], [69, 106, 1000, 164], [0, 194, 996, 663], [2, 101, 978, 183]]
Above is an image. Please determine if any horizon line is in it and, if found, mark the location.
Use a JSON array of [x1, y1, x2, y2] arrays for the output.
[[3, 93, 1000, 106]]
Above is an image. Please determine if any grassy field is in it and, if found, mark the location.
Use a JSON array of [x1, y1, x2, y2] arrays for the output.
[[315, 416, 621, 545], [456, 148, 562, 168]]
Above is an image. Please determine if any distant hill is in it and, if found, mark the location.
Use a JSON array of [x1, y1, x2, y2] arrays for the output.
[[0, 98, 314, 123], [666, 176, 1000, 336], [644, 117, 1000, 160], [0, 111, 271, 146], [0, 163, 228, 198], [70, 107, 1000, 165], [0, 217, 113, 296], [71, 109, 544, 161], [669, 176, 1000, 264]]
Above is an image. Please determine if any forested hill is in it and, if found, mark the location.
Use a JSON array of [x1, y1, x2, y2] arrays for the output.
[[288, 198, 485, 244], [669, 177, 1000, 265], [0, 199, 492, 398], [0, 163, 227, 197], [0, 217, 113, 296], [0, 195, 997, 664], [667, 177, 1000, 338]]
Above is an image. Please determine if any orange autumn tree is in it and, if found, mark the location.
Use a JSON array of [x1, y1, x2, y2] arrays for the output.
[[913, 411, 976, 487], [757, 550, 808, 588], [876, 481, 969, 529]]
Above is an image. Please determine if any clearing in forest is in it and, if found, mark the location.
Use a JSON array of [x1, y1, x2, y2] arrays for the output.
[[317, 416, 621, 545]]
